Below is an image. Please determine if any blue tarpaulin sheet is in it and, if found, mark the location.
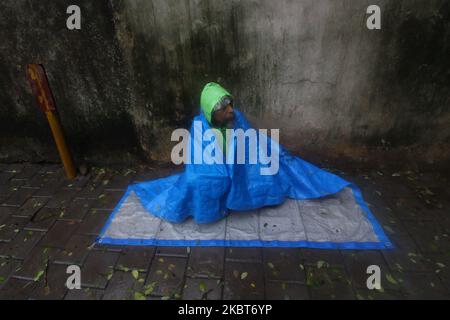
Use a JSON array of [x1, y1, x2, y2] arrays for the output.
[[97, 109, 393, 249]]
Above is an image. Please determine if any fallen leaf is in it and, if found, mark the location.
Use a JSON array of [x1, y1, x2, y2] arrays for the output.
[[144, 282, 157, 295], [134, 292, 146, 300], [34, 270, 45, 282], [385, 274, 398, 285], [240, 272, 248, 280], [168, 264, 176, 271]]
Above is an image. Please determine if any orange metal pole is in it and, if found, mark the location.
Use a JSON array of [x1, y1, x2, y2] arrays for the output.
[[26, 64, 77, 179], [45, 111, 77, 179]]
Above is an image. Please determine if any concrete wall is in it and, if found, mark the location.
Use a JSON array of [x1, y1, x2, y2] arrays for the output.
[[0, 0, 449, 167]]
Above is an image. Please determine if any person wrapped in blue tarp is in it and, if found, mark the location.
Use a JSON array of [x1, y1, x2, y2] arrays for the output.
[[127, 82, 376, 225]]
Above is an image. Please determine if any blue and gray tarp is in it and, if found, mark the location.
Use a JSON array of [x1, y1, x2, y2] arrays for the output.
[[97, 108, 393, 250]]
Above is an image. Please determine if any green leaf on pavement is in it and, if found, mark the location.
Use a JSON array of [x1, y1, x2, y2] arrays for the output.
[[134, 292, 146, 300]]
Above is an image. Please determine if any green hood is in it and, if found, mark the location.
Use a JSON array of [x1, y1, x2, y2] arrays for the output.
[[200, 82, 232, 125]]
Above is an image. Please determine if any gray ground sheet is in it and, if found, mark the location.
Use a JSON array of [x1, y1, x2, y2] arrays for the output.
[[101, 187, 379, 244]]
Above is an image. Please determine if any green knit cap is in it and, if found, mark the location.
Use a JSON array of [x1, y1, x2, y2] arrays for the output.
[[200, 82, 232, 125]]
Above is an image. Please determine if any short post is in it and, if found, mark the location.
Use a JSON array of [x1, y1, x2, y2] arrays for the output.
[[26, 64, 77, 179]]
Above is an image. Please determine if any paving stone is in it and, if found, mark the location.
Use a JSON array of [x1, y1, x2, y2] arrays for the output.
[[40, 220, 80, 248], [103, 175, 132, 191], [156, 246, 190, 258], [0, 163, 449, 300], [146, 256, 187, 297], [81, 250, 120, 289], [223, 261, 264, 299], [102, 270, 145, 300], [3, 164, 25, 173], [301, 249, 344, 267], [76, 183, 106, 199], [0, 205, 18, 221], [371, 176, 415, 200], [427, 186, 450, 205], [12, 164, 41, 180], [0, 258, 21, 287], [382, 249, 434, 274], [92, 191, 125, 210], [265, 281, 309, 300], [262, 248, 305, 282], [32, 178, 64, 197], [0, 216, 29, 242], [25, 207, 59, 231], [37, 164, 63, 175], [0, 242, 6, 257], [54, 234, 96, 265], [393, 271, 449, 299], [13, 197, 49, 218], [427, 254, 450, 293], [0, 277, 38, 299], [403, 220, 450, 254], [432, 206, 450, 225], [365, 198, 407, 235], [305, 266, 355, 300], [93, 243, 124, 253], [0, 230, 45, 259], [9, 179, 27, 187], [225, 247, 262, 263], [0, 172, 16, 185], [385, 231, 419, 251], [60, 197, 93, 221], [29, 263, 69, 300], [14, 246, 60, 280], [388, 196, 440, 221], [187, 247, 224, 279], [61, 175, 91, 190], [75, 210, 109, 235], [24, 172, 57, 188], [44, 188, 79, 208], [182, 278, 222, 300], [356, 185, 384, 208], [116, 247, 155, 272], [414, 172, 446, 188], [0, 185, 14, 203], [342, 250, 390, 289], [2, 187, 38, 207], [65, 287, 104, 300]]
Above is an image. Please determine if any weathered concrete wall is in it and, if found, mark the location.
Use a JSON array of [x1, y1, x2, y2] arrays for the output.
[[0, 0, 449, 167]]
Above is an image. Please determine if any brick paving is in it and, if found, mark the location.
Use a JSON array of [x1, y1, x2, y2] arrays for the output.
[[0, 162, 449, 300]]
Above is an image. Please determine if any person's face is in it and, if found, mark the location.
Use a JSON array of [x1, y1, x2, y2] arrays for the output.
[[212, 103, 234, 128]]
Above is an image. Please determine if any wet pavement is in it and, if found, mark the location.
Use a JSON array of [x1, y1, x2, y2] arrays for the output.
[[0, 162, 449, 300]]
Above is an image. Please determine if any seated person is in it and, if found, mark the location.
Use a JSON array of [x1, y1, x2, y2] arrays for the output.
[[130, 82, 355, 223]]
